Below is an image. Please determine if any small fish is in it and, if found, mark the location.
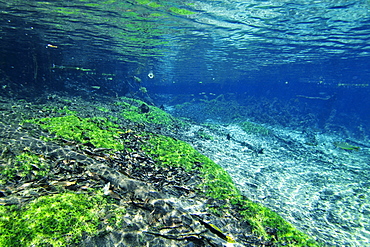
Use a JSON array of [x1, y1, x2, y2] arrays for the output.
[[333, 142, 360, 151]]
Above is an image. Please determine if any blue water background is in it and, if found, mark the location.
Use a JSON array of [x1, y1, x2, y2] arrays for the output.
[[1, 0, 369, 133]]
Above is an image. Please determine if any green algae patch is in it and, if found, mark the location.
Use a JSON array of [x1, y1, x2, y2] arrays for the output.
[[142, 134, 239, 198], [117, 98, 186, 128], [96, 106, 110, 113], [142, 133, 319, 246], [0, 191, 125, 247], [136, 0, 163, 8], [168, 7, 195, 15], [142, 134, 200, 171], [121, 104, 174, 126], [0, 152, 50, 184], [235, 198, 319, 246], [28, 115, 125, 150]]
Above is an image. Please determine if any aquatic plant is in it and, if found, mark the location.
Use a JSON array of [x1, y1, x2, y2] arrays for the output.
[[168, 7, 195, 15], [27, 115, 125, 150], [0, 191, 125, 246], [0, 152, 50, 184], [235, 198, 318, 246], [96, 106, 110, 112], [143, 134, 239, 198], [139, 87, 148, 94], [117, 97, 186, 128]]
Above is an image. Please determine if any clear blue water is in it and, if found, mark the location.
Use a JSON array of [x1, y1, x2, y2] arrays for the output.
[[2, 0, 369, 134], [1, 1, 370, 245]]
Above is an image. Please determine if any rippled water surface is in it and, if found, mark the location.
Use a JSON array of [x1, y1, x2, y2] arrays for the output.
[[1, 0, 369, 84]]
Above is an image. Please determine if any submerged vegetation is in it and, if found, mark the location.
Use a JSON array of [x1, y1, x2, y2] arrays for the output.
[[0, 191, 125, 247], [116, 97, 187, 129], [27, 115, 125, 151], [0, 152, 50, 185], [0, 100, 320, 246]]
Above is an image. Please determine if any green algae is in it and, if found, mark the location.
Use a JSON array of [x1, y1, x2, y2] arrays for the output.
[[121, 104, 175, 126], [142, 133, 239, 200], [135, 0, 163, 8], [142, 134, 200, 171], [168, 7, 196, 15], [96, 106, 110, 112], [117, 98, 186, 128], [236, 198, 319, 246], [28, 115, 125, 150], [0, 152, 50, 185], [0, 191, 125, 247]]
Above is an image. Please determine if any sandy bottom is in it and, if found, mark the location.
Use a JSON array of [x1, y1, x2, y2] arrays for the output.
[[180, 122, 370, 246]]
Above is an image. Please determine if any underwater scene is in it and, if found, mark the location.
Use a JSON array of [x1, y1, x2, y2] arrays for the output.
[[0, 0, 369, 246]]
